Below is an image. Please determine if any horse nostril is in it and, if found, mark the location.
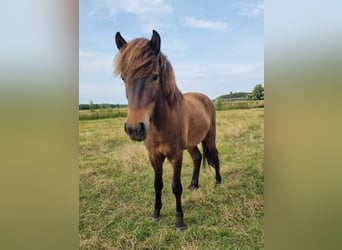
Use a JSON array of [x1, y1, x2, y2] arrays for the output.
[[124, 122, 147, 141], [137, 122, 145, 134]]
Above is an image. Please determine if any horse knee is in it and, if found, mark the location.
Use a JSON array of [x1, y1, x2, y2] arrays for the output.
[[154, 180, 163, 191], [172, 181, 183, 196]]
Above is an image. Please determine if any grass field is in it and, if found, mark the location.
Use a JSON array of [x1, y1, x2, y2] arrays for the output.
[[79, 108, 264, 249]]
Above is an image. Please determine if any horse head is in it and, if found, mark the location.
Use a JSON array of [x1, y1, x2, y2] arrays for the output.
[[114, 30, 162, 141]]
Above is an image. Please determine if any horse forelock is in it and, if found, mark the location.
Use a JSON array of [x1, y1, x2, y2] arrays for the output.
[[114, 37, 183, 105], [114, 38, 156, 79]]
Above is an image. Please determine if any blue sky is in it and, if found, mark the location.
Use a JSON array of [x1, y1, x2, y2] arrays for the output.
[[79, 0, 264, 104]]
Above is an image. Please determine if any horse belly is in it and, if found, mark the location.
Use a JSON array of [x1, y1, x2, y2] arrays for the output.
[[184, 107, 211, 148], [182, 93, 214, 149]]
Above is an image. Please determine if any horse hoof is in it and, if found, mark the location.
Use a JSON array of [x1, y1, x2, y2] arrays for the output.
[[151, 211, 161, 221], [151, 216, 160, 222], [175, 225, 186, 232], [188, 183, 199, 190], [175, 219, 186, 231]]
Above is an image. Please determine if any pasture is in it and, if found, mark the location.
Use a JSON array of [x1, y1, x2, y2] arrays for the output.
[[79, 108, 264, 249]]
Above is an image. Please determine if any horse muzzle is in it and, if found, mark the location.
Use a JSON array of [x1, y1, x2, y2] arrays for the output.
[[124, 122, 148, 141]]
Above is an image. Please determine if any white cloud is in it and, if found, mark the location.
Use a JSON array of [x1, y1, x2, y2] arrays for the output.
[[79, 50, 114, 73], [237, 1, 264, 17], [184, 17, 233, 31], [111, 0, 173, 15], [89, 0, 173, 32], [251, 3, 264, 16]]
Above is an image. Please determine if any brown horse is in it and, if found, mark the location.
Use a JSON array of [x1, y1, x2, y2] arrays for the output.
[[114, 30, 221, 231]]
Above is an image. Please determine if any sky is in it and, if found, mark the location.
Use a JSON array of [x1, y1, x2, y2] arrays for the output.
[[79, 0, 264, 104]]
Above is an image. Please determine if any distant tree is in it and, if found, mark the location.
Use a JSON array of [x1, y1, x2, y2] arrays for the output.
[[89, 100, 95, 112], [217, 92, 250, 100], [215, 98, 223, 110], [99, 104, 105, 112], [79, 104, 89, 110], [252, 84, 264, 100], [247, 93, 254, 101]]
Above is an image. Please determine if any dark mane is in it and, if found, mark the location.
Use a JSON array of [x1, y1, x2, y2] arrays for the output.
[[114, 38, 183, 105]]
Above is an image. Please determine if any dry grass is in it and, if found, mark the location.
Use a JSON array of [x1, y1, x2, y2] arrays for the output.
[[80, 109, 264, 249]]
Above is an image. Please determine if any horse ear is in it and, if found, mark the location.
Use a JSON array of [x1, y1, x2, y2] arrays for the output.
[[150, 30, 161, 55], [115, 32, 127, 50]]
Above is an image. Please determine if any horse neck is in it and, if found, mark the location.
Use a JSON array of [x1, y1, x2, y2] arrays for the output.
[[152, 89, 184, 128]]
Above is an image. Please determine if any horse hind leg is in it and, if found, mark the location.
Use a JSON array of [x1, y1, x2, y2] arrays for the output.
[[187, 147, 202, 190], [202, 138, 222, 186]]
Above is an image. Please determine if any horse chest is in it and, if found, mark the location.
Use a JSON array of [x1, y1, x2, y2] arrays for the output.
[[145, 128, 183, 155]]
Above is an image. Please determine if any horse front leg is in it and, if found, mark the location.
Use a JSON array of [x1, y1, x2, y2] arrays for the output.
[[149, 152, 165, 220], [169, 152, 186, 231]]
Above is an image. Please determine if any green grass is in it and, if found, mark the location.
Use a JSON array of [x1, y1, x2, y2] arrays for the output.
[[80, 108, 264, 249]]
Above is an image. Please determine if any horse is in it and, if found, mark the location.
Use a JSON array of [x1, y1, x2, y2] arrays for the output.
[[114, 30, 221, 231]]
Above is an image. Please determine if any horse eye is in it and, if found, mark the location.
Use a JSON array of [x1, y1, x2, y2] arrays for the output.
[[121, 76, 124, 81], [151, 74, 158, 82]]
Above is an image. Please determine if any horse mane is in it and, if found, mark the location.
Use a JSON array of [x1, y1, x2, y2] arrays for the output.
[[114, 38, 183, 105]]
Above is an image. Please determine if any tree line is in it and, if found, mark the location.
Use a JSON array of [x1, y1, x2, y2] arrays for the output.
[[79, 102, 128, 111], [216, 84, 264, 101]]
